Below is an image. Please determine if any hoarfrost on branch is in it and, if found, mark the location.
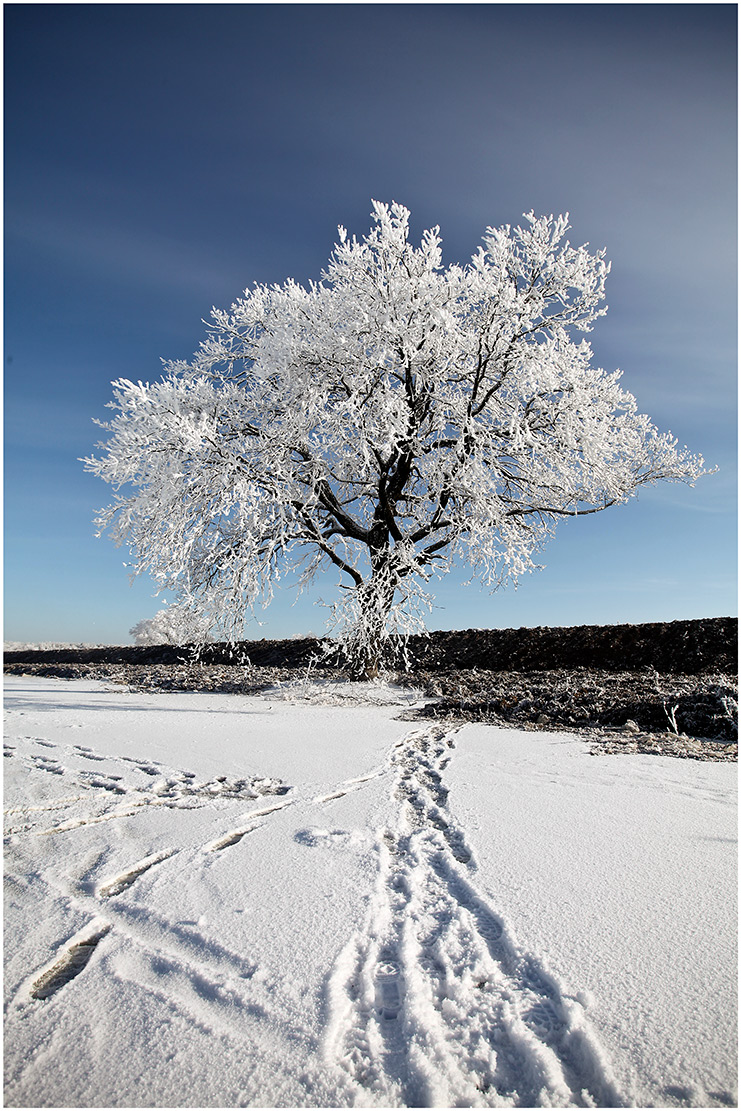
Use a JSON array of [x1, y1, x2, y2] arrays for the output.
[[84, 203, 708, 675], [130, 604, 214, 647]]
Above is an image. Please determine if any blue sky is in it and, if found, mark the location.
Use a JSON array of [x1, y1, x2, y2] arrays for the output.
[[5, 3, 737, 645]]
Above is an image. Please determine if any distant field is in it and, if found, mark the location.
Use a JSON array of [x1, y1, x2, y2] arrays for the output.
[[4, 619, 737, 753]]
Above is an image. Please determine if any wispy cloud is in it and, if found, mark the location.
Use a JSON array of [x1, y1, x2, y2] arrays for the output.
[[7, 209, 243, 299]]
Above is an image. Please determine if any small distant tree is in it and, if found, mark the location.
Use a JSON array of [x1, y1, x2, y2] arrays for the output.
[[130, 604, 213, 647], [85, 203, 708, 677]]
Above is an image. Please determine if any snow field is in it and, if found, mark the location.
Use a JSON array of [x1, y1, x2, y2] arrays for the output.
[[446, 727, 738, 1106], [3, 675, 737, 1107]]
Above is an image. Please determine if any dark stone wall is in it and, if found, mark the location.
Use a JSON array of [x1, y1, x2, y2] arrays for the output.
[[4, 617, 737, 674], [404, 617, 737, 674]]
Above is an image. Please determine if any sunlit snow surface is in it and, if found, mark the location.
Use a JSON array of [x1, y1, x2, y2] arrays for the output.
[[4, 675, 736, 1108]]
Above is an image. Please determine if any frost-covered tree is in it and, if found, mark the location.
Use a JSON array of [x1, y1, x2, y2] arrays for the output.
[[130, 603, 213, 647], [85, 203, 707, 676]]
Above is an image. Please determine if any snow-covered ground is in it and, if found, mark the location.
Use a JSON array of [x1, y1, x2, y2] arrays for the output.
[[3, 674, 737, 1108], [3, 643, 111, 652]]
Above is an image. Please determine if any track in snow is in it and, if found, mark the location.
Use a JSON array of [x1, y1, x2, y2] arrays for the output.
[[204, 799, 293, 852], [324, 725, 626, 1108], [3, 736, 291, 839], [97, 849, 178, 898], [28, 919, 112, 1000], [7, 735, 298, 1015], [8, 719, 627, 1106]]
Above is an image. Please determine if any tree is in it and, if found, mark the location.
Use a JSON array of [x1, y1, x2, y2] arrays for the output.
[[130, 603, 214, 647], [85, 203, 708, 677]]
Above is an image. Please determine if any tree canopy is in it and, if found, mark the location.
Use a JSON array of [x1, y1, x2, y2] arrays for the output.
[[85, 203, 707, 673]]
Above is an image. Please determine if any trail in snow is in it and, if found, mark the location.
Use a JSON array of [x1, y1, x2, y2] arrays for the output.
[[4, 737, 289, 839], [324, 725, 626, 1108], [6, 750, 315, 1099], [6, 735, 298, 1021], [7, 725, 622, 1107]]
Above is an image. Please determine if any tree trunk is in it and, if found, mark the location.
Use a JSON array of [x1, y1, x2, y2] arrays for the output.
[[346, 551, 396, 680]]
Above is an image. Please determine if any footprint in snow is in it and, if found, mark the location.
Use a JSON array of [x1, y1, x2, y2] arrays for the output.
[[314, 789, 348, 804], [79, 771, 127, 795], [205, 826, 260, 852], [295, 828, 352, 847], [97, 849, 177, 898], [28, 920, 111, 1001], [206, 799, 292, 852], [31, 755, 65, 776], [375, 956, 403, 1020], [314, 767, 386, 805], [525, 1000, 564, 1036]]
